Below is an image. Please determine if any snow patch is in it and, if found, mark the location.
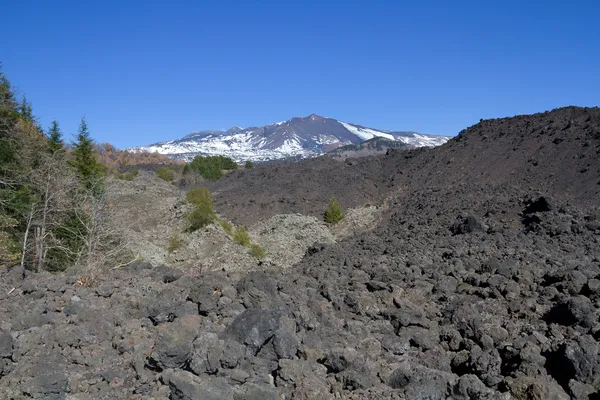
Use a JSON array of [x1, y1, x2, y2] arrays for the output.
[[339, 121, 395, 141]]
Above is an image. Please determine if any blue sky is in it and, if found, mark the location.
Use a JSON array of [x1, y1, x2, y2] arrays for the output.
[[1, 0, 599, 148]]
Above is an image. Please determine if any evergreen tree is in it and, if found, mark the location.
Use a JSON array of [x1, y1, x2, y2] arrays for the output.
[[18, 97, 34, 122], [0, 67, 19, 121], [47, 120, 64, 155], [245, 160, 254, 169], [324, 196, 344, 224], [18, 97, 43, 134], [70, 117, 104, 189]]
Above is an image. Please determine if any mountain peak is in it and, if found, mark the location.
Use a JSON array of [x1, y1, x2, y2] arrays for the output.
[[307, 113, 325, 121], [130, 114, 449, 162], [226, 126, 243, 133]]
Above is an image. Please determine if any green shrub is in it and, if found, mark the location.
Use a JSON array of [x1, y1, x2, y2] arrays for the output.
[[233, 226, 251, 247], [186, 155, 238, 181], [249, 244, 266, 259], [216, 217, 234, 235], [185, 188, 215, 231], [186, 188, 214, 209], [324, 196, 344, 224], [187, 207, 214, 231], [156, 166, 175, 181], [245, 160, 254, 169], [167, 234, 185, 253]]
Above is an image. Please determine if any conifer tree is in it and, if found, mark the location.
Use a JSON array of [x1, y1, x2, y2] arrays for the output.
[[324, 196, 344, 224], [70, 117, 103, 189], [18, 97, 34, 122], [47, 120, 64, 155]]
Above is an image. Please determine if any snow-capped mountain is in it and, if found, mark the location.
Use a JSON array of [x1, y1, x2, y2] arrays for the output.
[[129, 114, 450, 163]]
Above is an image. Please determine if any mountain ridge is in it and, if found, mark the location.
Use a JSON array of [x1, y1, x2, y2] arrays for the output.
[[129, 113, 450, 162]]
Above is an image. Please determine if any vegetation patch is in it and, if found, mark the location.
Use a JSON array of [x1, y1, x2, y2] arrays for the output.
[[185, 188, 215, 231], [215, 216, 234, 235], [156, 166, 175, 182], [233, 226, 251, 247], [324, 196, 344, 224], [167, 233, 185, 253], [184, 155, 238, 182], [249, 243, 267, 259]]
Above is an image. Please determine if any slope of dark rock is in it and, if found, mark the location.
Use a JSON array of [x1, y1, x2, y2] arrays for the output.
[[211, 106, 600, 226], [1, 184, 598, 399], [210, 156, 389, 226], [394, 106, 600, 202]]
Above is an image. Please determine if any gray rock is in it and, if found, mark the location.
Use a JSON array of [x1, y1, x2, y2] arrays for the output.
[[0, 330, 13, 358], [94, 282, 114, 298], [273, 317, 299, 359], [562, 335, 599, 385], [187, 277, 223, 315], [451, 216, 487, 235], [568, 379, 596, 400], [189, 332, 224, 375], [233, 382, 277, 400], [225, 308, 280, 355], [163, 369, 234, 400], [452, 374, 493, 399], [276, 359, 331, 398], [21, 352, 68, 400], [545, 295, 596, 328], [506, 375, 569, 400], [150, 315, 201, 369], [273, 327, 299, 359], [585, 278, 600, 296], [221, 339, 245, 369], [387, 361, 455, 399]]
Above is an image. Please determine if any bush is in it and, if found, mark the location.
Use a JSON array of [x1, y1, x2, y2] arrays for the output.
[[249, 244, 266, 259], [167, 234, 185, 253], [324, 196, 344, 224], [186, 188, 214, 209], [156, 166, 175, 181], [216, 217, 233, 235], [186, 155, 238, 182], [187, 207, 214, 231], [245, 160, 254, 169], [233, 226, 251, 247], [185, 188, 215, 231]]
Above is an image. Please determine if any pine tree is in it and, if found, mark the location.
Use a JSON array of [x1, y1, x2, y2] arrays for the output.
[[324, 196, 344, 224], [245, 160, 254, 169], [18, 97, 34, 122], [70, 117, 103, 189], [47, 120, 64, 155]]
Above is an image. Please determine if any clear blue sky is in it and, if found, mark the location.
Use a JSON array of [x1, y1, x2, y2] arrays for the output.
[[1, 0, 599, 148]]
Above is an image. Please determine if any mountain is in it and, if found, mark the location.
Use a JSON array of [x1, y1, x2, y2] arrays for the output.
[[129, 114, 450, 162]]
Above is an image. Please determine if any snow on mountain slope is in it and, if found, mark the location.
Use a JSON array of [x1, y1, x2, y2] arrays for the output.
[[339, 121, 396, 141], [130, 114, 450, 162]]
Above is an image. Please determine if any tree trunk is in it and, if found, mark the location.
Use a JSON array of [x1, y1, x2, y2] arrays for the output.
[[20, 205, 35, 270]]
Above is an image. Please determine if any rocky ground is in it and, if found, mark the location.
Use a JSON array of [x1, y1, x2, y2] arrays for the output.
[[0, 106, 599, 399]]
